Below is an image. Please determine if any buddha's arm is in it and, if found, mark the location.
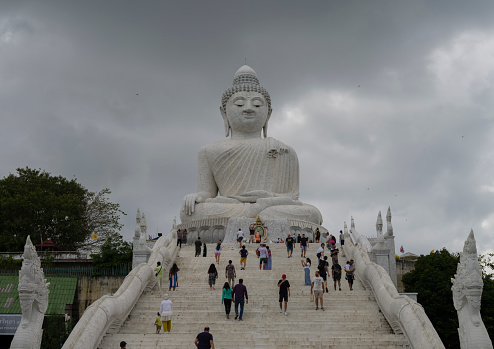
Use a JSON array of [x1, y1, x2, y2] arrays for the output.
[[182, 147, 218, 215], [229, 191, 298, 203]]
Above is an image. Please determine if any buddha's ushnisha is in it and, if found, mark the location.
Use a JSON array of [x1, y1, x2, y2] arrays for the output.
[[180, 65, 322, 225]]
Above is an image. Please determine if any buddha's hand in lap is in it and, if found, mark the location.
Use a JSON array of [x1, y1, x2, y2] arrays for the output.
[[205, 197, 242, 204], [228, 190, 275, 203], [182, 193, 204, 216]]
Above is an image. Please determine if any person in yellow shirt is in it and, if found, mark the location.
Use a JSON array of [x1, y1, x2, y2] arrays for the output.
[[154, 312, 162, 334]]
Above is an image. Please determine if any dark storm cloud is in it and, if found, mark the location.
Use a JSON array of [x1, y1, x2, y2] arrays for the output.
[[1, 0, 494, 255]]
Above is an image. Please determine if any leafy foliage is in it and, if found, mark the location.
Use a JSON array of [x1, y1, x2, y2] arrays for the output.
[[402, 249, 460, 348], [481, 274, 494, 343], [91, 234, 132, 269], [479, 253, 494, 277], [0, 168, 87, 251], [0, 167, 126, 252], [0, 255, 22, 270], [41, 315, 76, 349], [402, 248, 494, 348], [82, 188, 127, 249]]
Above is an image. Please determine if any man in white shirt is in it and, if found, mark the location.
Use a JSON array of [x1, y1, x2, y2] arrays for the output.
[[316, 243, 325, 264], [237, 229, 244, 248], [257, 244, 268, 270], [311, 271, 325, 311]]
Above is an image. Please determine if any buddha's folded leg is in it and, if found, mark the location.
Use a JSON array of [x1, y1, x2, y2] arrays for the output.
[[259, 204, 322, 225], [180, 202, 253, 224]]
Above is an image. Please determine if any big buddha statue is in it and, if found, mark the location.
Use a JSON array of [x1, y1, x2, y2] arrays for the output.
[[180, 65, 322, 226]]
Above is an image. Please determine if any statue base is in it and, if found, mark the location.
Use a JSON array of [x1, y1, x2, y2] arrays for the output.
[[177, 216, 327, 244]]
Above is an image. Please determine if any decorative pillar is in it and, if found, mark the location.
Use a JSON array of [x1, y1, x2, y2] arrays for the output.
[[384, 207, 397, 288], [451, 230, 493, 349], [11, 236, 50, 349]]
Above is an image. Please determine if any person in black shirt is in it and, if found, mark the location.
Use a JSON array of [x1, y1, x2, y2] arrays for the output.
[[318, 256, 329, 293], [277, 274, 291, 316], [195, 237, 202, 257], [285, 234, 295, 258], [299, 234, 309, 257], [332, 262, 342, 291], [195, 327, 214, 349]]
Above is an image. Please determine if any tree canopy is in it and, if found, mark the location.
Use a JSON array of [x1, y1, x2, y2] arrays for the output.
[[402, 248, 494, 348], [0, 167, 126, 252], [90, 234, 132, 269]]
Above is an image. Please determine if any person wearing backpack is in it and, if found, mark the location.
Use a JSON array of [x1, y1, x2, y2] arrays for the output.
[[331, 262, 342, 291], [214, 240, 223, 264]]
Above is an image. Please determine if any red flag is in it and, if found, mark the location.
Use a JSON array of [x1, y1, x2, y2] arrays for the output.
[[400, 245, 404, 253]]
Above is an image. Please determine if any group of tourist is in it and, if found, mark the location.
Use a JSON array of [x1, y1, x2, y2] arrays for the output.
[[145, 228, 354, 349], [154, 262, 180, 292], [194, 237, 208, 257], [152, 294, 173, 335]]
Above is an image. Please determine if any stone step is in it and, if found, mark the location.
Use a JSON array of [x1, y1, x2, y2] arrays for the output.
[[98, 244, 410, 349]]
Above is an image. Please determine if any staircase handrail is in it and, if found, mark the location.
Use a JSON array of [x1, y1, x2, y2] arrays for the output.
[[344, 230, 445, 349], [61, 230, 178, 349]]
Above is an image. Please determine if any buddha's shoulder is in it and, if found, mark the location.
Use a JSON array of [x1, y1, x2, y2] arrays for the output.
[[199, 140, 233, 155], [199, 138, 297, 157]]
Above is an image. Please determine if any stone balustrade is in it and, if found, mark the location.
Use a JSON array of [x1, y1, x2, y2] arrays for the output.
[[61, 230, 178, 349], [343, 229, 445, 349]]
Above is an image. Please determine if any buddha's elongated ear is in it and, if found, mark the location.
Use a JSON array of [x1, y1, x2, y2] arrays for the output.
[[263, 107, 272, 138], [220, 106, 230, 137]]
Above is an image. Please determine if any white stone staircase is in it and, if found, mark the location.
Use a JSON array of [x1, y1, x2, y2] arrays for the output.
[[98, 243, 411, 348]]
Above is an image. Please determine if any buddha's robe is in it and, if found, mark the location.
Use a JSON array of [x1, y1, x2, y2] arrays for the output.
[[211, 137, 298, 198], [180, 137, 322, 224]]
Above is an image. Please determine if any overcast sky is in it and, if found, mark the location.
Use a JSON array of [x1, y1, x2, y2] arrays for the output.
[[1, 0, 493, 256]]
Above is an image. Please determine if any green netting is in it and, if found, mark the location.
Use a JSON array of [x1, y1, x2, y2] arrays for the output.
[[0, 275, 77, 315]]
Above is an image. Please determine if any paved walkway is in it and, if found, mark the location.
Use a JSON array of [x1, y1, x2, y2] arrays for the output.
[[99, 242, 410, 348]]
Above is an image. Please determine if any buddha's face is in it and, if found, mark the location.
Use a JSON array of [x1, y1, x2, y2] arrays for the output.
[[222, 91, 271, 134]]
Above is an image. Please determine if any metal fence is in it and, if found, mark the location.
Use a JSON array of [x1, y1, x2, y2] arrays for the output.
[[0, 263, 132, 276]]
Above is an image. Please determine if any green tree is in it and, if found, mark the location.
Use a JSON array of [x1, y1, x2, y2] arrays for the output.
[[0, 167, 126, 252], [90, 234, 132, 269], [82, 188, 127, 249], [0, 167, 87, 251], [402, 248, 494, 348], [41, 315, 76, 349], [402, 249, 460, 348]]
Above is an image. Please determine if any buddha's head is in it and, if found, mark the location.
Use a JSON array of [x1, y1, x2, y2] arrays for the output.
[[221, 65, 272, 137]]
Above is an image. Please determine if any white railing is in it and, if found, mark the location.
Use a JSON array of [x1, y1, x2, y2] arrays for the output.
[[61, 230, 178, 349], [344, 230, 445, 349]]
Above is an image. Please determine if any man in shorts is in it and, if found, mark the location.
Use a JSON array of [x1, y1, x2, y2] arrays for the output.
[[277, 274, 291, 316], [318, 256, 329, 293], [285, 234, 295, 258], [239, 245, 248, 270], [345, 259, 356, 291], [237, 229, 244, 248], [332, 262, 342, 291], [258, 244, 268, 270], [311, 270, 325, 311], [299, 233, 309, 258], [249, 225, 255, 243]]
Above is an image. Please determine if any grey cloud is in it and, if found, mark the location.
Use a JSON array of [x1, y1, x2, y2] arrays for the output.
[[1, 0, 494, 256]]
